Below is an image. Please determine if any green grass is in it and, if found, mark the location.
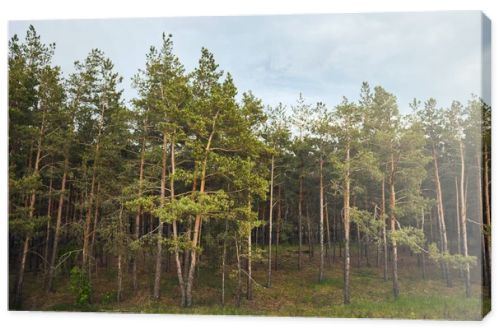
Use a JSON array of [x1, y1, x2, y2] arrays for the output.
[[15, 245, 485, 320]]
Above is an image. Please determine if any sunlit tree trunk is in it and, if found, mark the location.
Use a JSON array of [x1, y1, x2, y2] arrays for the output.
[[459, 141, 471, 297], [132, 130, 146, 291], [153, 132, 168, 300], [298, 176, 303, 271], [343, 141, 351, 305], [186, 113, 218, 307], [319, 157, 325, 282], [389, 153, 400, 298], [267, 154, 274, 287], [432, 147, 451, 287]]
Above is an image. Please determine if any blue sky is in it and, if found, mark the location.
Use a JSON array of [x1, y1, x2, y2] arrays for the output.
[[8, 11, 489, 113]]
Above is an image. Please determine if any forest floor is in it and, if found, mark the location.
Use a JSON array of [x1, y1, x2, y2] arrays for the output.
[[16, 245, 487, 320]]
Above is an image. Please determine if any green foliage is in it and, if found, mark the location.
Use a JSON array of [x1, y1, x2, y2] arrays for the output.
[[391, 227, 426, 254], [428, 243, 477, 270], [69, 266, 92, 306]]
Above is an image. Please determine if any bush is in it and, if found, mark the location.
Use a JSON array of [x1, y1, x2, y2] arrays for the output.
[[69, 266, 91, 306]]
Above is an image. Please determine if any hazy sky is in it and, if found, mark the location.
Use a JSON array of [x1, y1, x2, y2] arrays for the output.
[[8, 11, 490, 113]]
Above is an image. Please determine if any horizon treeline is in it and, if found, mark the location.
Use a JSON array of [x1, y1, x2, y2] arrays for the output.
[[8, 25, 491, 310]]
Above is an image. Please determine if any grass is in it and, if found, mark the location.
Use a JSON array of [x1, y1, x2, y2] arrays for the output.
[[14, 244, 485, 320]]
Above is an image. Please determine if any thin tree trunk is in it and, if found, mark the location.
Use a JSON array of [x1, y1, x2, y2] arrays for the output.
[[319, 157, 325, 282], [325, 197, 332, 265], [459, 141, 471, 297], [420, 208, 427, 280], [235, 235, 242, 307], [186, 113, 218, 307], [117, 205, 124, 303], [221, 220, 228, 306], [89, 183, 100, 267], [83, 104, 104, 270], [298, 176, 303, 271], [432, 147, 451, 286], [389, 153, 400, 299], [381, 176, 388, 281], [170, 140, 186, 306], [47, 157, 68, 292], [247, 200, 253, 300], [267, 154, 274, 287], [153, 132, 168, 300], [482, 146, 491, 296], [274, 185, 281, 271], [43, 170, 54, 277], [343, 142, 351, 305], [132, 131, 146, 291], [15, 112, 45, 307], [455, 178, 462, 257], [306, 202, 313, 259]]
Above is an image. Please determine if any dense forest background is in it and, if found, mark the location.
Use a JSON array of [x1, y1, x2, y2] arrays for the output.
[[8, 26, 491, 318]]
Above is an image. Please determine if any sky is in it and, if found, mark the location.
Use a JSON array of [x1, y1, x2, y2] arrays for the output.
[[8, 11, 490, 113]]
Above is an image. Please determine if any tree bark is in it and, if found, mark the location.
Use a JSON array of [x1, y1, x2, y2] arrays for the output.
[[47, 157, 68, 292], [83, 103, 104, 270], [43, 169, 53, 277], [343, 142, 351, 305], [381, 176, 388, 282], [319, 157, 325, 282], [298, 176, 303, 271], [221, 220, 228, 306], [186, 113, 218, 307], [267, 154, 274, 287], [153, 132, 168, 300], [274, 185, 281, 271], [389, 153, 400, 299], [15, 111, 45, 307], [132, 131, 146, 291], [117, 205, 124, 303], [459, 141, 471, 297], [325, 197, 332, 265], [432, 147, 451, 286], [247, 202, 253, 300]]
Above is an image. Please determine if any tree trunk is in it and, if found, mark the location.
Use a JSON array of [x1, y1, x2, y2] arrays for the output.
[[343, 142, 351, 305], [274, 185, 281, 271], [306, 202, 313, 259], [420, 208, 427, 280], [455, 178, 462, 264], [267, 154, 274, 287], [132, 132, 146, 291], [117, 205, 124, 303], [235, 234, 242, 307], [325, 198, 332, 265], [153, 132, 168, 300], [170, 140, 186, 306], [381, 176, 388, 281], [221, 220, 228, 306], [186, 114, 218, 307], [459, 141, 471, 297], [83, 104, 104, 270], [43, 170, 54, 277], [247, 206, 253, 300], [319, 157, 325, 282], [15, 112, 45, 307], [47, 157, 68, 292], [482, 146, 491, 296], [389, 153, 400, 299], [432, 147, 451, 286], [298, 176, 303, 271]]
